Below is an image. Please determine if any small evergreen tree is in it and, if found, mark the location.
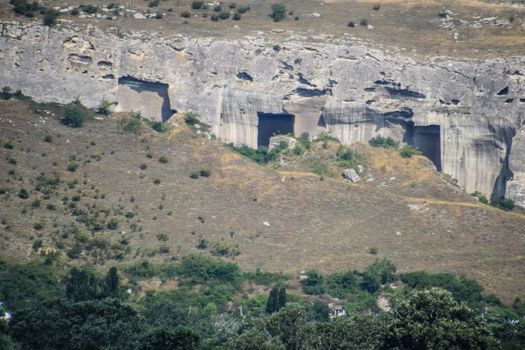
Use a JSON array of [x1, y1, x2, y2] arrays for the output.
[[266, 285, 287, 314], [105, 267, 120, 298]]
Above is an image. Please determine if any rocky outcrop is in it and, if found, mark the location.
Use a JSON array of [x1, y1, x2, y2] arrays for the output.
[[1, 21, 524, 205]]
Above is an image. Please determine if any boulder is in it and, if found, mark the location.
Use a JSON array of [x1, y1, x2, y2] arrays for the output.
[[342, 168, 360, 183]]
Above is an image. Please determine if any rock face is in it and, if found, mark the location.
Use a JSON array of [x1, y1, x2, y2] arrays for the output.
[[0, 21, 524, 205]]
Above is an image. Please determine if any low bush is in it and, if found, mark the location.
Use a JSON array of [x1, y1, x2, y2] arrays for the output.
[[42, 9, 58, 27], [211, 14, 220, 21], [472, 191, 489, 204], [185, 112, 200, 125], [399, 145, 421, 158], [219, 11, 230, 20], [347, 21, 355, 27], [368, 136, 399, 149], [61, 102, 89, 128], [79, 5, 97, 14], [181, 11, 191, 18], [270, 3, 287, 22], [97, 99, 112, 115], [192, 1, 204, 9], [149, 0, 160, 8], [10, 0, 39, 17], [149, 121, 166, 132], [119, 113, 143, 134], [213, 5, 222, 12], [373, 4, 380, 11], [360, 18, 368, 26], [491, 198, 515, 211], [233, 13, 241, 20], [158, 156, 168, 164], [237, 5, 250, 14]]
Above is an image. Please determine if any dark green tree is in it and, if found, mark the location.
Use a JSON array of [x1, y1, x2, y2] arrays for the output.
[[65, 266, 102, 301], [303, 315, 386, 349], [104, 266, 120, 298], [227, 327, 284, 350], [9, 298, 142, 350], [139, 327, 199, 350], [266, 286, 287, 314], [267, 303, 307, 350], [383, 289, 494, 349]]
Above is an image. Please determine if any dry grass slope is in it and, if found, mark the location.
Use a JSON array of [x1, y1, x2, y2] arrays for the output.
[[0, 99, 524, 302]]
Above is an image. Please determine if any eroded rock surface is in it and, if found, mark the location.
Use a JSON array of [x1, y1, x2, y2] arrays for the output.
[[1, 21, 524, 205]]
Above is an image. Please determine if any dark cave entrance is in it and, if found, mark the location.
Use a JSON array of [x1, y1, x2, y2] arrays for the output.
[[405, 124, 442, 171], [257, 112, 295, 147]]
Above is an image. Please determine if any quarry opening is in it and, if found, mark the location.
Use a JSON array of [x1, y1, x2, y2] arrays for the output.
[[117, 76, 175, 122], [257, 112, 295, 147], [405, 124, 442, 171]]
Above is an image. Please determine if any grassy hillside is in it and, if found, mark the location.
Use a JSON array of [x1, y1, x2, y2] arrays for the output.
[[0, 96, 524, 302]]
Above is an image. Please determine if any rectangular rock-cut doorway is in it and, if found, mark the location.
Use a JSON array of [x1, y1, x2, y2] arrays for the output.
[[406, 125, 442, 171], [257, 112, 295, 147]]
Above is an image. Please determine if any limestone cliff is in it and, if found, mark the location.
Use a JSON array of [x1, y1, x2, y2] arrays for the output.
[[1, 20, 524, 205]]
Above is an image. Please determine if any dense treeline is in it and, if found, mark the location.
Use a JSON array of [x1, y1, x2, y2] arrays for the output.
[[0, 256, 524, 349]]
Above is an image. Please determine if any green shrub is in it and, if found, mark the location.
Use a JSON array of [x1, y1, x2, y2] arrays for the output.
[[211, 14, 220, 21], [229, 2, 237, 9], [199, 169, 211, 177], [3, 141, 14, 149], [140, 163, 147, 170], [156, 233, 168, 242], [192, 1, 204, 9], [42, 9, 58, 27], [369, 247, 378, 255], [196, 239, 208, 249], [243, 268, 289, 286], [399, 145, 421, 158], [491, 198, 515, 211], [347, 21, 355, 27], [43, 134, 52, 143], [219, 11, 230, 19], [18, 188, 29, 199], [238, 5, 250, 14], [150, 121, 166, 132], [399, 271, 484, 306], [270, 3, 287, 22], [227, 144, 284, 164], [368, 136, 399, 149], [67, 161, 78, 172], [471, 191, 489, 204], [211, 241, 240, 257], [107, 218, 119, 230], [119, 113, 142, 134], [61, 102, 89, 128], [213, 5, 221, 12], [360, 18, 368, 26], [158, 156, 168, 164], [149, 0, 160, 7], [181, 11, 191, 18], [373, 4, 380, 11], [79, 4, 97, 14], [233, 13, 241, 20], [185, 112, 200, 125], [97, 99, 112, 115], [10, 0, 39, 17], [178, 254, 241, 283], [190, 171, 200, 179]]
